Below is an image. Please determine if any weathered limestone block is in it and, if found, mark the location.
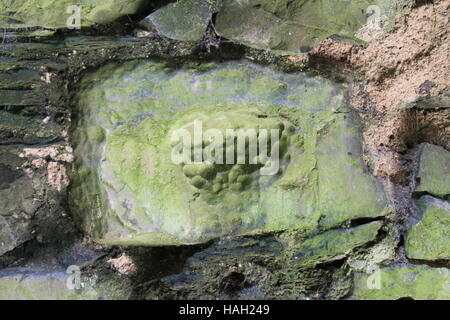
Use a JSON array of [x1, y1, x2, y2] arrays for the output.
[[292, 221, 383, 265], [70, 59, 389, 246], [215, 0, 406, 53], [0, 268, 130, 300], [0, 0, 150, 29], [414, 143, 450, 198], [352, 265, 450, 300], [142, 0, 215, 41], [316, 113, 389, 229], [406, 196, 450, 261]]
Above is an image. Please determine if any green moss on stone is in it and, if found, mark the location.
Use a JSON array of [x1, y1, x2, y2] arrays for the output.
[[291, 221, 383, 265], [415, 143, 450, 198], [405, 196, 450, 261], [0, 0, 149, 29], [70, 59, 389, 246], [317, 115, 390, 229], [0, 269, 132, 300], [215, 0, 407, 53], [0, 271, 98, 300], [145, 0, 213, 41], [352, 265, 450, 300]]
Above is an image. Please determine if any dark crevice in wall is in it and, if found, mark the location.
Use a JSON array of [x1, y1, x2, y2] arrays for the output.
[[407, 258, 450, 269], [412, 0, 436, 8], [129, 0, 178, 23], [412, 190, 450, 201], [316, 257, 347, 269], [347, 216, 387, 228]]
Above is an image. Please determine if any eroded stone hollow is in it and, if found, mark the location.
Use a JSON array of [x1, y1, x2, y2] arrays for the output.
[[70, 60, 388, 246]]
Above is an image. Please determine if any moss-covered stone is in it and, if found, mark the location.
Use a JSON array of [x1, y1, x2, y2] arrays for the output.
[[316, 115, 390, 229], [0, 268, 131, 300], [414, 143, 450, 198], [0, 0, 149, 30], [0, 270, 95, 300], [405, 196, 450, 261], [291, 221, 383, 265], [347, 224, 399, 273], [215, 0, 406, 53], [70, 59, 389, 246], [144, 232, 354, 299], [143, 0, 214, 41], [352, 265, 450, 300]]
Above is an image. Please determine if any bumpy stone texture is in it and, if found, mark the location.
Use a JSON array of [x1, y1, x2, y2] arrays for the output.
[[215, 0, 406, 53], [414, 143, 450, 198], [70, 59, 388, 246], [353, 265, 450, 300], [0, 0, 149, 29], [169, 107, 292, 194], [144, 0, 214, 41], [406, 196, 450, 261]]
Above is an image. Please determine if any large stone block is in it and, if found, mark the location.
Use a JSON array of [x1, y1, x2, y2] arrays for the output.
[[143, 0, 214, 41], [352, 265, 450, 300], [406, 196, 450, 261], [69, 59, 388, 245], [0, 268, 130, 300], [415, 143, 450, 198], [0, 0, 150, 29], [292, 221, 383, 265], [215, 0, 406, 53]]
